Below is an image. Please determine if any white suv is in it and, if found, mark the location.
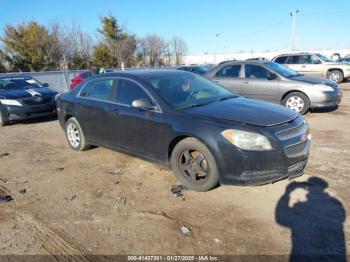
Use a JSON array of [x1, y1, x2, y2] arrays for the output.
[[272, 53, 350, 83]]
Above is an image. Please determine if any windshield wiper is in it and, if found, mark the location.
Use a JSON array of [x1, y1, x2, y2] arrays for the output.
[[175, 100, 217, 110], [216, 95, 237, 102], [175, 95, 237, 110]]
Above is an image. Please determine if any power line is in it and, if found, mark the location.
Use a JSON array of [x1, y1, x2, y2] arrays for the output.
[[300, 10, 350, 16]]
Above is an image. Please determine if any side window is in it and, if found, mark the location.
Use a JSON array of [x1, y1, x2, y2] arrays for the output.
[[116, 79, 150, 105], [245, 64, 271, 79], [216, 65, 241, 77], [274, 56, 288, 64], [300, 55, 312, 64], [311, 55, 322, 64], [288, 55, 301, 64], [80, 79, 114, 101]]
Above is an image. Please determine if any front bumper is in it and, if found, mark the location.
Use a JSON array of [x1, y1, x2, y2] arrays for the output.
[[215, 117, 311, 186], [310, 90, 342, 108], [1, 103, 57, 122]]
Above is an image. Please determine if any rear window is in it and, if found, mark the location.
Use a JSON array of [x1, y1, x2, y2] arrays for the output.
[[216, 65, 241, 77]]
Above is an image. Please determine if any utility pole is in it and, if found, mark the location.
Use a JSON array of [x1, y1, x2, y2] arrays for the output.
[[290, 10, 299, 51]]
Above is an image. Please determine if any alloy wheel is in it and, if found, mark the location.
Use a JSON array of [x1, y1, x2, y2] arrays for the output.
[[67, 122, 80, 148], [286, 96, 305, 113], [329, 72, 340, 82], [178, 149, 209, 183]]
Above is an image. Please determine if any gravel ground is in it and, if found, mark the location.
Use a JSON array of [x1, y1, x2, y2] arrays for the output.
[[0, 82, 350, 259]]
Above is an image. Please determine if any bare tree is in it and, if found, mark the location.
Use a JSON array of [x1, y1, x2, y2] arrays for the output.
[[50, 22, 94, 70], [137, 34, 168, 67], [171, 36, 187, 65]]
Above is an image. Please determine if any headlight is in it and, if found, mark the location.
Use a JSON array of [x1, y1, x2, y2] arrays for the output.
[[221, 129, 272, 150], [313, 84, 334, 92], [54, 94, 60, 101], [0, 99, 22, 106]]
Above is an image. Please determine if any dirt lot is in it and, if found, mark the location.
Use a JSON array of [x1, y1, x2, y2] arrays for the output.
[[1, 83, 350, 259]]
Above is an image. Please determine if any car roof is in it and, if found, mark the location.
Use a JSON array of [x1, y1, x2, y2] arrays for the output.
[[217, 60, 272, 65], [275, 52, 319, 57], [89, 69, 192, 80]]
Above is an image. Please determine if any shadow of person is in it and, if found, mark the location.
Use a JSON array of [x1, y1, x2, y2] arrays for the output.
[[276, 177, 346, 262]]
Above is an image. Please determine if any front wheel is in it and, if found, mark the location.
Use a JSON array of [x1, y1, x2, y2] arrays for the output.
[[327, 70, 343, 84], [283, 92, 310, 115], [170, 137, 219, 192], [0, 110, 7, 126], [65, 117, 90, 151]]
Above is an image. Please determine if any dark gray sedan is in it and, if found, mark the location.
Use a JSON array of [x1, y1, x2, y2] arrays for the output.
[[206, 61, 342, 114]]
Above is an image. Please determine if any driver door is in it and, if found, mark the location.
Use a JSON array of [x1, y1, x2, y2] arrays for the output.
[[108, 78, 163, 159]]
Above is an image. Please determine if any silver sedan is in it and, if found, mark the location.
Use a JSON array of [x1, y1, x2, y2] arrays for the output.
[[205, 61, 342, 114]]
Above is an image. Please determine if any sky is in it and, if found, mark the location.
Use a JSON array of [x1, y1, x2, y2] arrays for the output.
[[0, 0, 349, 54]]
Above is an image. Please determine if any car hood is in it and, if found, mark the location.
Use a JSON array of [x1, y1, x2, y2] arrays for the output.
[[0, 87, 57, 99], [289, 75, 338, 88], [182, 97, 299, 127]]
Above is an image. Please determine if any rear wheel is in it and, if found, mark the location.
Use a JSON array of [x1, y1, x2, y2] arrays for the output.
[[283, 92, 310, 115], [65, 117, 90, 151], [327, 70, 343, 84], [170, 137, 219, 192]]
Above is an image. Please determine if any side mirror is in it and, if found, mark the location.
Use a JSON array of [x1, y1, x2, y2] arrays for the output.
[[131, 98, 157, 111], [314, 60, 322, 64], [43, 83, 49, 87], [267, 72, 277, 80]]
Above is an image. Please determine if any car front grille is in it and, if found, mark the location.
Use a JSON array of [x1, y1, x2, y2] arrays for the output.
[[285, 140, 310, 158], [275, 120, 308, 140], [20, 96, 52, 105]]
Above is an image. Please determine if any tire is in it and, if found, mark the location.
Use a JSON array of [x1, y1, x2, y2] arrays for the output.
[[0, 110, 7, 127], [170, 137, 219, 192], [282, 92, 310, 115], [327, 70, 343, 84], [65, 117, 90, 151]]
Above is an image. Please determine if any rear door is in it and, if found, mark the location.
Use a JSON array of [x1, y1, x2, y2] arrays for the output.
[[108, 78, 163, 159], [211, 64, 243, 94], [77, 78, 115, 145], [242, 64, 279, 103], [285, 55, 302, 72], [298, 55, 323, 76]]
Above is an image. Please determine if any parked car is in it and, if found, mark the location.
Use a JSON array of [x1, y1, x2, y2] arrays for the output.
[[339, 57, 350, 64], [205, 61, 342, 114], [70, 70, 93, 89], [0, 76, 58, 126], [272, 53, 350, 84], [57, 70, 311, 191], [177, 66, 208, 75]]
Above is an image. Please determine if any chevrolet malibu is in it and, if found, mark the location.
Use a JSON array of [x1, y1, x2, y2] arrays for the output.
[[0, 76, 58, 126], [57, 70, 311, 191]]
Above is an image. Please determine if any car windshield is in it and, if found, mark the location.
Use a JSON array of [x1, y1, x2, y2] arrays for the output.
[[145, 73, 236, 109], [0, 78, 43, 90], [317, 54, 332, 62], [266, 62, 300, 77]]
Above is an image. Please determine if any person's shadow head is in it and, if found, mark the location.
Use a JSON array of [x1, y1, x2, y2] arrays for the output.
[[276, 176, 346, 261]]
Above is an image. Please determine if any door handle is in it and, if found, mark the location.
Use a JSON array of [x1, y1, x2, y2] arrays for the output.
[[243, 80, 249, 84], [301, 65, 307, 68]]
